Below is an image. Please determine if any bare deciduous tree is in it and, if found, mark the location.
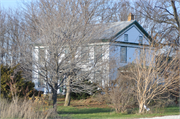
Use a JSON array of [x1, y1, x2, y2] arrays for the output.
[[135, 0, 180, 48], [1, 0, 135, 113], [0, 7, 7, 65], [97, 0, 133, 23], [17, 0, 110, 112], [119, 46, 179, 113]]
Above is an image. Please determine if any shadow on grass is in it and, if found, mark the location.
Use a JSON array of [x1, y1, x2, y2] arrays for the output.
[[58, 107, 113, 114]]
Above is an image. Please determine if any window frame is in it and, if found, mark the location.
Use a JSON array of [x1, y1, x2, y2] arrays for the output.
[[120, 46, 127, 63], [38, 47, 46, 87], [81, 46, 89, 63], [124, 34, 128, 42], [38, 47, 46, 67], [38, 72, 44, 87], [94, 45, 103, 63]]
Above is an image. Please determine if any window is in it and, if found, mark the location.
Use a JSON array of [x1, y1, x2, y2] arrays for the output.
[[38, 70, 45, 87], [124, 34, 128, 41], [94, 45, 102, 63], [139, 36, 143, 44], [81, 46, 89, 63], [94, 70, 102, 83], [120, 46, 127, 63], [39, 48, 45, 66], [64, 48, 69, 61], [38, 47, 45, 87], [38, 75, 44, 87]]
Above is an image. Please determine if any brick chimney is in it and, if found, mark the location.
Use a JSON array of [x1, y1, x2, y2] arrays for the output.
[[127, 13, 134, 21]]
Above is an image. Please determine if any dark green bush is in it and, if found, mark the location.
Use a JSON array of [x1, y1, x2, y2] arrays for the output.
[[1, 64, 35, 100], [70, 92, 90, 100]]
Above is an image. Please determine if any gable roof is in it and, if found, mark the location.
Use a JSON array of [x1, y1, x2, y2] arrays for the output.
[[97, 20, 152, 42], [34, 20, 152, 45]]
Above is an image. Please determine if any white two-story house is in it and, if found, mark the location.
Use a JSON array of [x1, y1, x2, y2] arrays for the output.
[[32, 13, 152, 94]]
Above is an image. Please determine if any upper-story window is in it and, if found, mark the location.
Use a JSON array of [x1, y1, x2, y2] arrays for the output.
[[139, 36, 143, 44], [94, 45, 102, 63], [39, 48, 45, 66], [120, 46, 127, 63], [124, 34, 128, 41], [38, 47, 45, 87], [81, 46, 89, 63]]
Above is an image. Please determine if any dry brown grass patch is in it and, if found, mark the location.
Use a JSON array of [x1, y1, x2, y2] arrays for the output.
[[0, 98, 54, 119]]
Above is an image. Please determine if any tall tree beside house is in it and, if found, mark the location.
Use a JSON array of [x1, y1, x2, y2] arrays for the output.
[[0, 0, 135, 113], [18, 0, 110, 112], [134, 0, 180, 102]]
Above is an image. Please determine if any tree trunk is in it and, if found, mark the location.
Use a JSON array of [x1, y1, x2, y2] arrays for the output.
[[139, 101, 144, 113], [52, 83, 58, 113], [64, 77, 71, 106]]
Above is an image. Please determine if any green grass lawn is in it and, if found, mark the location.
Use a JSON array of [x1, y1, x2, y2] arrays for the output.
[[57, 106, 180, 119]]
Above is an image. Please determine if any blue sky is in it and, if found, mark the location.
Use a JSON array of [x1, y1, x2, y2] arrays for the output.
[[0, 0, 135, 10], [0, 0, 18, 9], [0, 0, 31, 9]]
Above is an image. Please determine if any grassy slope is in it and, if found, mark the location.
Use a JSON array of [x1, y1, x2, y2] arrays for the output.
[[57, 106, 180, 119], [54, 97, 179, 119]]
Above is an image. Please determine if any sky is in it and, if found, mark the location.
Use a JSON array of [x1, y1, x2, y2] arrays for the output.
[[0, 0, 31, 9], [0, 0, 135, 10], [0, 0, 19, 9]]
